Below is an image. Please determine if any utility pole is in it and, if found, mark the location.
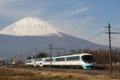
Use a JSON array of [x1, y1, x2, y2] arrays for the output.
[[106, 23, 112, 74], [6, 58, 8, 66], [108, 23, 112, 74], [25, 50, 27, 64], [50, 44, 52, 68], [105, 23, 120, 75], [20, 54, 21, 63], [34, 46, 36, 66], [49, 45, 65, 68]]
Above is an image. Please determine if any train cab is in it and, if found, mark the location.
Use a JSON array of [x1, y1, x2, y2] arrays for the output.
[[81, 54, 95, 69]]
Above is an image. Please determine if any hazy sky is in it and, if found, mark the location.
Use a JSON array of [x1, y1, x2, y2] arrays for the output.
[[0, 0, 120, 47]]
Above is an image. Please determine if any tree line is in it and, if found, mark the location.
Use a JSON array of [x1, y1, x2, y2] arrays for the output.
[[28, 48, 120, 65], [76, 48, 120, 64]]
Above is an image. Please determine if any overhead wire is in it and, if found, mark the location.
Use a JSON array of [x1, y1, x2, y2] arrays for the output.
[[36, 46, 49, 53], [64, 29, 106, 49], [26, 48, 34, 57], [106, 26, 120, 48], [111, 27, 120, 32]]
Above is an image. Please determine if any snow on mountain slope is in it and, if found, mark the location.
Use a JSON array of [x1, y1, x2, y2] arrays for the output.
[[0, 17, 68, 36]]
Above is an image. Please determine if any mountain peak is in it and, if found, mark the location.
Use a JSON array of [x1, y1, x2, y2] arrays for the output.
[[0, 17, 67, 36]]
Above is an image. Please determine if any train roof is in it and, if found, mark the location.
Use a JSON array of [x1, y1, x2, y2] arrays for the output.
[[44, 53, 91, 59], [56, 53, 91, 57], [26, 59, 35, 61], [26, 53, 92, 60]]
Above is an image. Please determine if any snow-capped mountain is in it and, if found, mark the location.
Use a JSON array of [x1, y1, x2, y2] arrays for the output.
[[0, 17, 67, 36], [0, 17, 109, 58]]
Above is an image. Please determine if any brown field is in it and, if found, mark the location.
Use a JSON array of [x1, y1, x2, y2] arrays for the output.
[[0, 68, 119, 80]]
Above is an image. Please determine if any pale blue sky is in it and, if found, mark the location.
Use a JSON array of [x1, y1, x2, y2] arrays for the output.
[[0, 0, 120, 47]]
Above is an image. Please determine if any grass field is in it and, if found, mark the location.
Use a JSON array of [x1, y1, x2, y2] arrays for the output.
[[0, 68, 119, 80]]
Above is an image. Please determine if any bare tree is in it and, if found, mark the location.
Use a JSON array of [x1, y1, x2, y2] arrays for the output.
[[37, 52, 48, 58]]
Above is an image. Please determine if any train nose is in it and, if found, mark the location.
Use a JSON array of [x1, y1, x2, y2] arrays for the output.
[[82, 65, 94, 69]]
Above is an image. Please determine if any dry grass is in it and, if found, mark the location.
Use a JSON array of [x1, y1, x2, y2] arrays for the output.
[[0, 68, 119, 80]]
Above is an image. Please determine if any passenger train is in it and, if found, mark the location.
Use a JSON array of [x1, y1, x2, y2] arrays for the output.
[[25, 53, 95, 69]]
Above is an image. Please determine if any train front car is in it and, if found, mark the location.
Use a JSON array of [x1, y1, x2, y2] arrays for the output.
[[81, 53, 95, 69]]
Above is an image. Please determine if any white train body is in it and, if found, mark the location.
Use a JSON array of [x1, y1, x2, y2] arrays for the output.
[[25, 53, 95, 69]]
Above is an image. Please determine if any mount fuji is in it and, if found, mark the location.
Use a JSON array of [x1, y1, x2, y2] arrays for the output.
[[0, 17, 68, 36], [0, 17, 108, 58]]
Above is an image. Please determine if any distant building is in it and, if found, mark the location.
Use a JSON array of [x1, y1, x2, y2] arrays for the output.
[[12, 58, 17, 64]]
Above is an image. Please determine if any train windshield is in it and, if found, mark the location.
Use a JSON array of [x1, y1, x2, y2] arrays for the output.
[[82, 55, 94, 63]]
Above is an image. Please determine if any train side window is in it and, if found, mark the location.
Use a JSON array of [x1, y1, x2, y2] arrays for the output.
[[45, 59, 53, 62], [66, 56, 79, 61], [26, 61, 31, 63], [38, 59, 41, 61], [45, 59, 50, 62], [56, 58, 65, 61]]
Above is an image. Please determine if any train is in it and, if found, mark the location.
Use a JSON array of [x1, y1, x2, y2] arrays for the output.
[[25, 53, 95, 69]]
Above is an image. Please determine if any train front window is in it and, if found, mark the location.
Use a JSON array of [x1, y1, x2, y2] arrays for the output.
[[82, 55, 94, 63]]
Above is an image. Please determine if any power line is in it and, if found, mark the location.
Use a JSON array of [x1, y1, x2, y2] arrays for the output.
[[26, 48, 34, 57], [107, 27, 120, 48], [64, 29, 106, 49], [111, 27, 120, 33], [111, 41, 120, 45], [111, 27, 120, 31], [36, 46, 49, 51]]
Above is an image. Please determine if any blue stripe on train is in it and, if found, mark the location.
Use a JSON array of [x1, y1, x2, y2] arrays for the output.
[[82, 64, 94, 69]]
